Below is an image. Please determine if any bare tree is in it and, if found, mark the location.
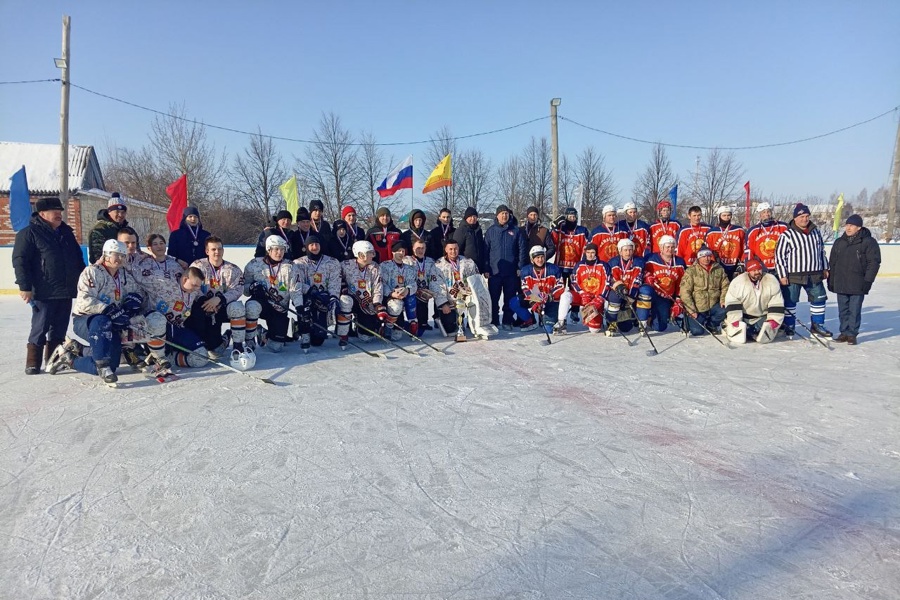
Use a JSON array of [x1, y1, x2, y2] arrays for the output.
[[521, 137, 552, 216], [231, 129, 287, 228], [632, 143, 677, 220], [424, 125, 457, 214], [686, 148, 745, 221], [575, 146, 617, 228], [355, 131, 400, 219], [149, 103, 227, 212], [454, 148, 493, 213], [496, 156, 525, 216], [299, 112, 359, 219], [559, 153, 575, 210], [102, 143, 169, 206]]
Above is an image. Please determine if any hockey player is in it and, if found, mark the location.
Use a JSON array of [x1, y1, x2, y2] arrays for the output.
[[775, 203, 832, 339], [379, 241, 417, 339], [336, 240, 387, 347], [432, 239, 492, 339], [570, 243, 610, 333], [116, 227, 142, 275], [293, 234, 342, 351], [366, 207, 402, 263], [591, 205, 627, 263], [679, 245, 729, 336], [706, 205, 746, 280], [649, 199, 681, 254], [46, 239, 144, 386], [723, 258, 785, 343], [189, 236, 258, 360], [243, 235, 303, 353], [404, 239, 442, 332], [512, 246, 572, 334], [606, 238, 645, 334], [642, 235, 687, 332], [139, 233, 184, 285], [745, 202, 788, 273], [551, 207, 590, 323], [617, 202, 652, 258], [675, 205, 711, 266]]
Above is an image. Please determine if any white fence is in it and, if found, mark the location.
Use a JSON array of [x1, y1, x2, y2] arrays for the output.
[[2, 244, 899, 293]]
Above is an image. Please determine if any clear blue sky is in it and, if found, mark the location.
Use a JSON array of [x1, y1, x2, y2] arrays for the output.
[[2, 0, 898, 203]]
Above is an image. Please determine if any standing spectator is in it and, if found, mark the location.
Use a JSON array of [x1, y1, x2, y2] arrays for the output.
[[88, 192, 129, 262], [453, 207, 487, 273], [520, 206, 556, 261], [366, 207, 402, 263], [828, 214, 881, 345], [254, 210, 294, 258], [309, 199, 333, 245], [341, 205, 365, 243], [428, 207, 455, 260], [330, 220, 355, 261], [679, 245, 729, 336], [485, 204, 527, 329], [775, 203, 831, 338], [12, 197, 86, 374], [400, 209, 431, 252], [167, 206, 211, 268]]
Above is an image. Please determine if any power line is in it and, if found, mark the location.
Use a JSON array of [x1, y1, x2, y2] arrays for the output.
[[560, 106, 900, 151], [0, 78, 60, 85]]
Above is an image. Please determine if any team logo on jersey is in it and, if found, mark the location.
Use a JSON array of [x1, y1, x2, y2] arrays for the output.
[[358, 280, 367, 290], [312, 273, 323, 285], [759, 237, 777, 258], [690, 237, 705, 254], [173, 300, 185, 313], [156, 300, 169, 314], [397, 275, 405, 285], [99, 293, 111, 304], [210, 278, 220, 289], [600, 241, 617, 262], [269, 275, 277, 285], [562, 244, 579, 262], [657, 274, 673, 292], [581, 275, 602, 294]]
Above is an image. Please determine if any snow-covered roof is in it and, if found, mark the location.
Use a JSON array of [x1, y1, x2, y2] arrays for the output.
[[0, 141, 104, 195], [81, 188, 167, 213]]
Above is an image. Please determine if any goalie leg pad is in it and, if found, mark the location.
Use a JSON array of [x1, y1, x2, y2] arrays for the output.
[[725, 320, 747, 344]]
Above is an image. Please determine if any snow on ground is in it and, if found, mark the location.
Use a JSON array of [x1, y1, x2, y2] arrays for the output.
[[2, 282, 899, 599]]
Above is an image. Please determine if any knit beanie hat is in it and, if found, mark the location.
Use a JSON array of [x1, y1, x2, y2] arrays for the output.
[[495, 204, 511, 215], [846, 214, 863, 227], [463, 207, 478, 219], [108, 192, 127, 211], [793, 203, 811, 217], [309, 199, 325, 212], [296, 207, 311, 222], [341, 205, 356, 220], [376, 207, 391, 219], [274, 210, 293, 222]]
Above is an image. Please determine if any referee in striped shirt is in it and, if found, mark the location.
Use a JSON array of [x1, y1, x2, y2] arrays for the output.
[[775, 203, 832, 338]]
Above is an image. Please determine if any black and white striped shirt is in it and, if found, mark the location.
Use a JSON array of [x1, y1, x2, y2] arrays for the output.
[[775, 221, 828, 279]]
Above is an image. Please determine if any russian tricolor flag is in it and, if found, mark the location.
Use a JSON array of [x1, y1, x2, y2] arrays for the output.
[[377, 155, 413, 198]]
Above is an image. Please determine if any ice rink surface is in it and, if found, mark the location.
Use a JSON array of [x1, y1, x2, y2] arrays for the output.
[[2, 282, 899, 599]]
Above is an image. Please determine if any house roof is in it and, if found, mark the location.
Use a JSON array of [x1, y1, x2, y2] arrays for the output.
[[81, 188, 167, 213], [0, 141, 105, 195]]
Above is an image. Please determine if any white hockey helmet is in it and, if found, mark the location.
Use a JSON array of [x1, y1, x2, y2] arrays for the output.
[[230, 347, 257, 371], [617, 238, 635, 251], [756, 202, 772, 213], [352, 240, 375, 257], [716, 205, 734, 216], [529, 245, 546, 259], [102, 239, 127, 256], [265, 235, 289, 251], [622, 202, 637, 212], [658, 235, 676, 248], [602, 204, 617, 215]]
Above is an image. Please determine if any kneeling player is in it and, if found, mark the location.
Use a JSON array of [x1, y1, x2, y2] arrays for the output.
[[571, 243, 609, 333], [723, 258, 785, 343], [404, 239, 441, 333], [379, 241, 418, 339], [243, 235, 303, 353], [337, 241, 389, 347], [512, 246, 572, 334], [605, 238, 644, 334], [641, 235, 686, 333], [432, 239, 494, 339], [293, 235, 341, 351]]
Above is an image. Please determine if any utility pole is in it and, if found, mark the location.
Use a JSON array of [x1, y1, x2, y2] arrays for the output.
[[887, 116, 900, 242], [56, 16, 71, 205], [550, 98, 561, 221]]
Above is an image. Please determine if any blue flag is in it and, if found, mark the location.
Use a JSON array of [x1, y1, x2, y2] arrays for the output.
[[9, 166, 31, 232], [668, 184, 678, 215]]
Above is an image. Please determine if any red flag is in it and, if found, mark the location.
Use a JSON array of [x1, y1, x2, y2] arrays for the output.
[[166, 174, 188, 232], [743, 181, 751, 228]]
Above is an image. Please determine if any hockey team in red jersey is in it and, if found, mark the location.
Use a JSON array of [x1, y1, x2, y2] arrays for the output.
[[35, 198, 853, 386]]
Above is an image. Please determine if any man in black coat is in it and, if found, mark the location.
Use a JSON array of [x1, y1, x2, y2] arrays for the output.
[[12, 197, 86, 374], [484, 204, 528, 329], [452, 207, 487, 273], [828, 214, 881, 345], [427, 207, 455, 260]]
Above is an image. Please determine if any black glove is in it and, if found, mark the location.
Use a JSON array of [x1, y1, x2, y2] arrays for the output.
[[122, 292, 143, 317], [103, 303, 130, 329], [249, 281, 268, 303], [733, 263, 745, 276], [300, 303, 312, 323]]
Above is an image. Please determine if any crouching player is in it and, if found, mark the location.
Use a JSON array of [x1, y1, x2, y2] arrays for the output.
[[337, 241, 390, 347], [570, 243, 610, 334], [512, 246, 572, 335], [244, 235, 303, 353], [723, 258, 785, 343], [605, 238, 645, 335], [379, 241, 418, 339], [293, 234, 341, 352]]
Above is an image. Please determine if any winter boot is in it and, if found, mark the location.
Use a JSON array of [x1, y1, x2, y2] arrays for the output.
[[339, 335, 349, 350], [833, 333, 849, 343], [26, 343, 42, 375], [605, 322, 618, 337], [301, 333, 311, 353]]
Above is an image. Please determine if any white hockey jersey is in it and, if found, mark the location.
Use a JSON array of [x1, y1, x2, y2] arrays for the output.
[[293, 254, 342, 298], [73, 264, 143, 316], [190, 257, 245, 304], [243, 257, 303, 311], [433, 257, 480, 307], [339, 260, 383, 313], [379, 259, 416, 298], [724, 272, 784, 324]]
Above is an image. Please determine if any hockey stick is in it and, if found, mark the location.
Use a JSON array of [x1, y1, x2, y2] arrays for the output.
[[784, 310, 833, 350], [163, 339, 277, 385], [308, 320, 385, 358], [685, 312, 732, 349], [624, 303, 659, 356], [392, 324, 446, 354], [353, 317, 420, 356], [536, 307, 552, 346]]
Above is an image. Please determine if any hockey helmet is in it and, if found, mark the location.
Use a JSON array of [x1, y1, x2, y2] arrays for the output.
[[755, 202, 772, 213], [265, 235, 289, 251], [230, 347, 257, 371], [352, 240, 375, 257], [622, 202, 637, 212], [602, 204, 617, 215], [102, 239, 127, 256], [716, 205, 734, 216], [658, 235, 676, 248], [617, 238, 635, 251], [529, 245, 546, 259]]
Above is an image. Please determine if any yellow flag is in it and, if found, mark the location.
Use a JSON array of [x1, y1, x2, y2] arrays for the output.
[[832, 193, 844, 234], [422, 154, 452, 194], [279, 176, 300, 218]]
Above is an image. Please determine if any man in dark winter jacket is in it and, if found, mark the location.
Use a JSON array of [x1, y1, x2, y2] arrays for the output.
[[12, 197, 86, 374], [428, 207, 455, 260], [521, 206, 556, 261], [828, 214, 881, 345], [401, 209, 431, 251], [88, 192, 128, 262], [309, 199, 333, 245], [453, 207, 487, 273], [255, 210, 295, 259], [366, 207, 402, 263], [485, 204, 528, 329], [168, 206, 211, 267]]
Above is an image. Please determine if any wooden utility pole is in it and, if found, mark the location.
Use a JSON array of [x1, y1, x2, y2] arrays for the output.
[[58, 15, 71, 204], [887, 116, 900, 242], [550, 98, 561, 220]]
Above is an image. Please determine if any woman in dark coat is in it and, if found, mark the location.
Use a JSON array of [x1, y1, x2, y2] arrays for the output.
[[827, 214, 880, 344]]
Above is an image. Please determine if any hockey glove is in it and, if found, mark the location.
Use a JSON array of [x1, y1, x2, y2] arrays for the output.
[[328, 295, 340, 313], [103, 302, 130, 330], [733, 263, 745, 276], [249, 281, 269, 303], [670, 299, 684, 320], [121, 292, 144, 317], [375, 304, 389, 322], [766, 319, 780, 331]]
